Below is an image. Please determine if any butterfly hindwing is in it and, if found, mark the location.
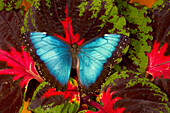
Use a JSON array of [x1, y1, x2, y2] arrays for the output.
[[28, 32, 72, 89], [78, 34, 129, 92]]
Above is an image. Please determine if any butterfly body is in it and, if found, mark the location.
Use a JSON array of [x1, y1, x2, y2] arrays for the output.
[[70, 43, 79, 69]]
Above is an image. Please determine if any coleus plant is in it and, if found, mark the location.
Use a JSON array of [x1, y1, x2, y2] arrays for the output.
[[0, 0, 170, 113]]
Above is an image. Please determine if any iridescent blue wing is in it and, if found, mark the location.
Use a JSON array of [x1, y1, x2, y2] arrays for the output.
[[78, 34, 129, 92], [25, 32, 72, 89]]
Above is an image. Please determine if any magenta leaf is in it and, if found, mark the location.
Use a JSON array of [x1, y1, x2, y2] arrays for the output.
[[53, 7, 85, 46], [83, 88, 125, 113], [146, 40, 170, 80], [99, 88, 125, 113], [0, 46, 44, 88], [41, 79, 80, 103]]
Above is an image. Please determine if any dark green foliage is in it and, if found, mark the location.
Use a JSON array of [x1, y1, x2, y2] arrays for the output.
[[29, 82, 80, 113], [22, 0, 129, 40], [0, 0, 22, 11], [101, 71, 169, 113], [150, 0, 170, 55], [0, 8, 27, 113], [0, 10, 23, 51], [0, 75, 25, 113]]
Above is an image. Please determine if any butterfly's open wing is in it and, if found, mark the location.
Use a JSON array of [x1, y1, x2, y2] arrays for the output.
[[78, 34, 129, 92], [24, 32, 72, 90]]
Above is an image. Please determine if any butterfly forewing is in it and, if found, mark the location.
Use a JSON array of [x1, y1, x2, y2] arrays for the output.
[[23, 32, 72, 90]]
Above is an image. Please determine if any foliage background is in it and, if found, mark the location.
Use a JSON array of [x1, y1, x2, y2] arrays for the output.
[[0, 0, 169, 113]]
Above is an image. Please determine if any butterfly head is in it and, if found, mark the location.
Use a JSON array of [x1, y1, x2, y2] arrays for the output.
[[72, 43, 78, 48]]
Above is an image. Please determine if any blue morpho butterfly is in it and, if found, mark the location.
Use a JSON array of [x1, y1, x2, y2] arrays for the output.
[[23, 32, 129, 92]]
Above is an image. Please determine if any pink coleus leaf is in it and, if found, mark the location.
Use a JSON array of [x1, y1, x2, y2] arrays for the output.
[[41, 80, 80, 103], [85, 88, 125, 113], [0, 46, 44, 88], [53, 7, 84, 46], [146, 40, 170, 80]]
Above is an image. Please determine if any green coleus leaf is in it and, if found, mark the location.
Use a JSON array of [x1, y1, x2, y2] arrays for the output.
[[0, 0, 35, 11], [24, 0, 35, 4], [101, 70, 169, 113], [114, 0, 153, 73], [152, 0, 169, 10], [28, 80, 80, 113], [0, 0, 23, 11]]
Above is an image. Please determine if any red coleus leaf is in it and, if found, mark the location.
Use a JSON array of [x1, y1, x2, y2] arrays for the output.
[[85, 88, 125, 113], [53, 7, 84, 46], [0, 46, 44, 88], [146, 40, 170, 80], [41, 80, 80, 103]]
